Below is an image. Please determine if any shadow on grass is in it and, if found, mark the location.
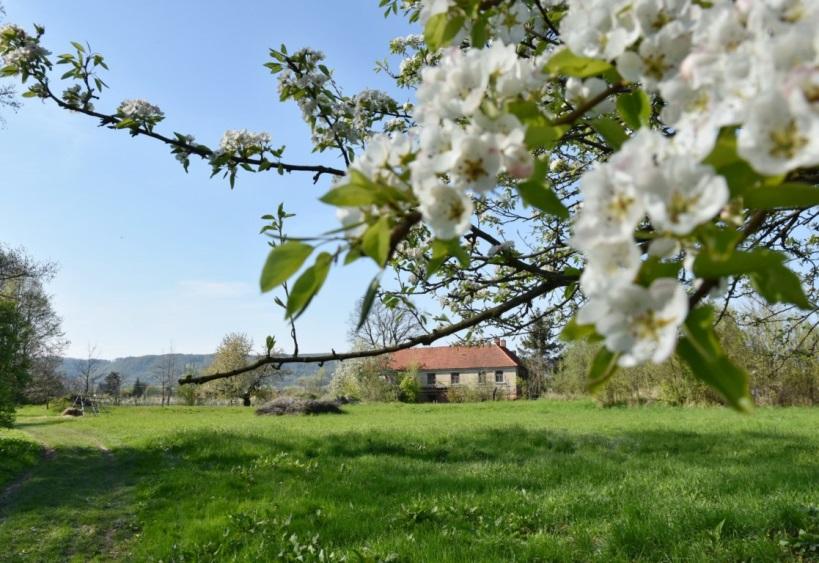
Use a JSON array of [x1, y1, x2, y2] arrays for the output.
[[0, 444, 139, 561], [2, 424, 817, 561], [13, 418, 75, 429]]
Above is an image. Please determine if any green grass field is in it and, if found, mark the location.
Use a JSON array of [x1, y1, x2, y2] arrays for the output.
[[1, 401, 818, 562]]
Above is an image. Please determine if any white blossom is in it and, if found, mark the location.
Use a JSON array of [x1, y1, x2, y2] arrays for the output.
[[559, 0, 640, 61], [592, 278, 689, 367], [434, 130, 502, 193], [488, 241, 515, 257], [336, 207, 366, 239], [579, 239, 642, 296], [118, 99, 164, 123], [737, 90, 819, 175], [571, 164, 644, 249], [418, 184, 473, 240], [219, 129, 271, 153], [645, 156, 729, 235]]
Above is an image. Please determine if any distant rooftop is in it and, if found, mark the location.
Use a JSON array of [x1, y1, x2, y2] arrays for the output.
[[388, 340, 523, 371]]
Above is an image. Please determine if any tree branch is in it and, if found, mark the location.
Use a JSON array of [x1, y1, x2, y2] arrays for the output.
[[688, 210, 769, 309], [179, 272, 576, 385], [41, 85, 346, 178], [552, 83, 626, 126]]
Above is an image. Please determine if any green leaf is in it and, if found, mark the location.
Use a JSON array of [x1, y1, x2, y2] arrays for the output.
[[636, 257, 681, 286], [259, 241, 313, 292], [693, 249, 812, 309], [517, 179, 569, 218], [320, 170, 410, 208], [424, 12, 464, 51], [587, 347, 619, 393], [505, 101, 568, 150], [744, 182, 819, 209], [718, 161, 767, 197], [286, 252, 332, 319], [470, 15, 489, 48], [320, 185, 378, 207], [115, 118, 135, 129], [506, 100, 543, 123], [361, 216, 392, 267], [545, 48, 612, 77], [701, 127, 783, 197], [677, 306, 752, 412], [703, 127, 741, 170], [616, 89, 651, 130], [357, 275, 381, 331], [524, 123, 568, 150], [428, 238, 469, 275], [561, 317, 597, 342], [515, 159, 569, 218], [71, 41, 85, 53], [590, 117, 628, 149], [344, 247, 363, 265]]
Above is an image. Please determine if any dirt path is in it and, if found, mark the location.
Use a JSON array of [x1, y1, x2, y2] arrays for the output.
[[0, 442, 56, 506], [0, 417, 137, 560], [1, 418, 113, 506]]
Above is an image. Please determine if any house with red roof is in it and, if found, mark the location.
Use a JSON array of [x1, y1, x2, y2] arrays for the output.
[[388, 339, 525, 401]]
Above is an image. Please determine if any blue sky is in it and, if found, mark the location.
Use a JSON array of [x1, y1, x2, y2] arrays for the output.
[[1, 1, 417, 359]]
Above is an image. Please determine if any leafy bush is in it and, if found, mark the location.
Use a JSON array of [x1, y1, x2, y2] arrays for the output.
[[176, 384, 200, 406], [447, 384, 496, 403], [47, 396, 73, 414], [398, 372, 420, 403]]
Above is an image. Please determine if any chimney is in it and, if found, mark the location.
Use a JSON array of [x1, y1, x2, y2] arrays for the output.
[[494, 338, 506, 348]]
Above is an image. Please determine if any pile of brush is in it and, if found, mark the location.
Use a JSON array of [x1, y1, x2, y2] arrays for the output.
[[255, 396, 343, 416]]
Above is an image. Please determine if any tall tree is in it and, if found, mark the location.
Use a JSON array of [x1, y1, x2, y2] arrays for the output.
[[0, 245, 65, 424], [0, 300, 27, 426], [99, 371, 122, 404], [78, 344, 102, 397], [203, 333, 282, 406], [519, 316, 560, 399], [131, 378, 147, 402], [23, 356, 66, 408], [155, 346, 177, 406]]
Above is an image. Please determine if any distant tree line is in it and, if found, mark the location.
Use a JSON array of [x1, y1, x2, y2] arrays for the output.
[[541, 308, 818, 407]]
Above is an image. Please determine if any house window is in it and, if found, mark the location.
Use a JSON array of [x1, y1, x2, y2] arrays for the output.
[[426, 373, 436, 385], [450, 372, 460, 385], [495, 370, 504, 383], [478, 371, 486, 384]]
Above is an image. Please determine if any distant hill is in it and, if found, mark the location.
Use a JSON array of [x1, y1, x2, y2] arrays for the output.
[[60, 354, 335, 389]]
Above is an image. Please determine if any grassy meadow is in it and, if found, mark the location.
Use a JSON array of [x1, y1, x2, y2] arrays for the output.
[[1, 401, 818, 562]]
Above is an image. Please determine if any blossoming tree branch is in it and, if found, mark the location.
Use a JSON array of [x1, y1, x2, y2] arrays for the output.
[[3, 0, 818, 410]]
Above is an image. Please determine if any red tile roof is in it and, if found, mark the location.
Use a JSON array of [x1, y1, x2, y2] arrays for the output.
[[388, 343, 523, 371]]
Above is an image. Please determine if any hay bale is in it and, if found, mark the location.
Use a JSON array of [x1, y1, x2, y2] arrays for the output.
[[61, 407, 84, 417], [255, 397, 343, 416]]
